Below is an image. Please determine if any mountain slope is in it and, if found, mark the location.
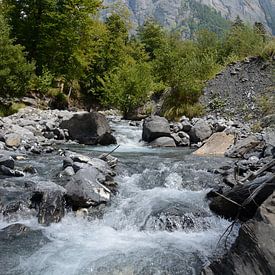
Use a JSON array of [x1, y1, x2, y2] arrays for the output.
[[104, 0, 275, 35]]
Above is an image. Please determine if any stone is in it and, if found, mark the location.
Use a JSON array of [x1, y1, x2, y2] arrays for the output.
[[204, 192, 275, 275], [149, 137, 176, 147], [181, 120, 192, 133], [60, 111, 116, 145], [142, 115, 171, 142], [193, 133, 235, 156], [189, 119, 212, 143], [225, 135, 263, 158], [261, 114, 275, 128], [0, 166, 24, 177], [0, 155, 15, 169], [171, 132, 190, 147], [65, 166, 111, 208], [4, 133, 21, 147]]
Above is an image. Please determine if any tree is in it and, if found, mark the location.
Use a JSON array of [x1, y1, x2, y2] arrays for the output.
[[137, 19, 166, 60], [0, 10, 34, 97], [4, 0, 102, 87]]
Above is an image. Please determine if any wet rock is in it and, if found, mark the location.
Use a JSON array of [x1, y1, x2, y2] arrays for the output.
[[23, 165, 37, 174], [149, 137, 176, 147], [0, 165, 24, 177], [4, 133, 21, 148], [142, 115, 171, 142], [193, 133, 234, 156], [225, 135, 263, 158], [0, 155, 15, 169], [60, 166, 75, 177], [60, 111, 116, 145], [0, 224, 33, 240], [189, 119, 212, 143], [37, 190, 66, 225], [209, 174, 275, 221], [204, 192, 275, 275], [65, 166, 111, 208]]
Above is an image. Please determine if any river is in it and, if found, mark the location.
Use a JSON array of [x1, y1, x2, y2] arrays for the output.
[[0, 119, 237, 275]]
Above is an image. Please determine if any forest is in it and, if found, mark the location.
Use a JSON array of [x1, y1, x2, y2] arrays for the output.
[[0, 0, 274, 119]]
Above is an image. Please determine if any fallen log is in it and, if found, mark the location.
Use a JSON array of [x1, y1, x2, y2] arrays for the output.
[[209, 174, 275, 221]]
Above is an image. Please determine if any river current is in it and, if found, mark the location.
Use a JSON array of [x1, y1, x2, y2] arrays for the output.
[[0, 119, 237, 275]]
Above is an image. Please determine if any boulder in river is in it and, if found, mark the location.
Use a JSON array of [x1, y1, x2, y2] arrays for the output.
[[4, 133, 21, 148], [65, 166, 111, 208], [203, 192, 275, 275], [193, 133, 234, 156], [189, 119, 212, 143], [142, 115, 171, 142], [60, 111, 116, 145]]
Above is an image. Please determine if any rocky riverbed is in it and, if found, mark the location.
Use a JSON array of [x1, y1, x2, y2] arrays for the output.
[[0, 107, 274, 274]]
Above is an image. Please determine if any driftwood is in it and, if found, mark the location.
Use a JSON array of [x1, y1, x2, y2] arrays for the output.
[[210, 174, 275, 221]]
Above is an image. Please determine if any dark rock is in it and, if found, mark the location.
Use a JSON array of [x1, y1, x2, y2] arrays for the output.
[[204, 192, 275, 275], [23, 165, 37, 174], [37, 190, 66, 225], [0, 165, 24, 177], [209, 174, 275, 221], [63, 157, 74, 169], [60, 111, 116, 145], [142, 115, 171, 142], [0, 155, 15, 169], [149, 137, 176, 147]]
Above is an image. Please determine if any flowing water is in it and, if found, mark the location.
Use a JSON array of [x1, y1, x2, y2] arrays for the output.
[[0, 119, 237, 275]]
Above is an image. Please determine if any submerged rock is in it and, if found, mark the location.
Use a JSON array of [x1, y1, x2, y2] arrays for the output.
[[149, 137, 176, 147]]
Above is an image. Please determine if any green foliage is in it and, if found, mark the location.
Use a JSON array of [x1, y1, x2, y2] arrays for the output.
[[0, 10, 34, 97], [32, 68, 54, 94], [260, 38, 275, 59], [101, 60, 155, 117], [137, 19, 167, 60], [257, 93, 275, 116], [4, 0, 102, 84]]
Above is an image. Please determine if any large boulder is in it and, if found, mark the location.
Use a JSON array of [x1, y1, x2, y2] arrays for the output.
[[64, 166, 111, 208], [203, 192, 275, 275], [193, 133, 234, 156], [142, 116, 171, 142], [189, 119, 212, 143], [60, 111, 116, 145]]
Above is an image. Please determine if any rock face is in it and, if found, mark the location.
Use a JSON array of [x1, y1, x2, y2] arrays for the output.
[[204, 192, 275, 275], [142, 115, 171, 142], [104, 0, 275, 35], [193, 132, 234, 156], [60, 111, 116, 145]]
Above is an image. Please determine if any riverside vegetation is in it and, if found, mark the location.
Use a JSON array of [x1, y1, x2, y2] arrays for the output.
[[0, 1, 274, 119]]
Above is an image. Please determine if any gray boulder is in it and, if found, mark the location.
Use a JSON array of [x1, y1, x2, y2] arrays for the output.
[[65, 166, 111, 208], [60, 111, 116, 145], [0, 155, 15, 169], [171, 132, 190, 147], [225, 135, 263, 158], [149, 137, 176, 147], [142, 116, 171, 142], [189, 119, 212, 143]]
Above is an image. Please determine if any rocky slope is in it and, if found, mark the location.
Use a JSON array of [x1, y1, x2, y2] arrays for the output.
[[105, 0, 275, 35]]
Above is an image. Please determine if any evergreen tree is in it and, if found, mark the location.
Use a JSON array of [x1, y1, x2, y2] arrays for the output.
[[0, 10, 34, 96]]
